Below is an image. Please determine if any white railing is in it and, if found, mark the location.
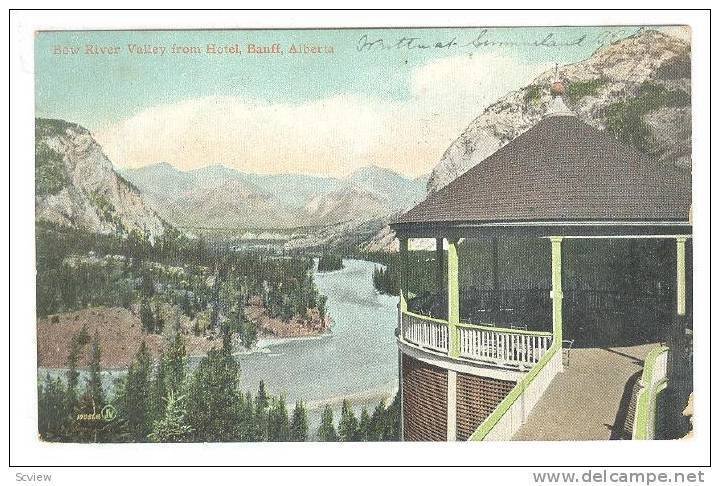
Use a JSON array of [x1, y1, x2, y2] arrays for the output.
[[400, 311, 448, 353], [400, 311, 551, 368], [458, 324, 551, 367]]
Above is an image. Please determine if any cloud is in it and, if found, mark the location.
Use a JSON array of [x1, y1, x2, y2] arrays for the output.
[[96, 54, 550, 178], [410, 53, 552, 119], [659, 26, 691, 43]]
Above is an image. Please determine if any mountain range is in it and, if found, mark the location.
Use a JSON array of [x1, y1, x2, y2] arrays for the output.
[[121, 163, 426, 230], [35, 29, 691, 252]]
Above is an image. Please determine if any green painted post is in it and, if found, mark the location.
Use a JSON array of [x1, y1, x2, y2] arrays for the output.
[[550, 237, 563, 346], [676, 237, 687, 317], [399, 238, 408, 313], [448, 239, 460, 357]]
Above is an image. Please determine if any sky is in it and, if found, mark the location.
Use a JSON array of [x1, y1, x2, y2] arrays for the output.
[[35, 26, 683, 178]]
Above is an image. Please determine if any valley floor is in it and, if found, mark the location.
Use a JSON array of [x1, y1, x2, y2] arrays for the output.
[[36, 307, 216, 369], [36, 304, 331, 369]]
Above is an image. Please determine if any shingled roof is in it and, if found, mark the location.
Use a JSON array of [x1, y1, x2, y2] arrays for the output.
[[395, 113, 691, 227]]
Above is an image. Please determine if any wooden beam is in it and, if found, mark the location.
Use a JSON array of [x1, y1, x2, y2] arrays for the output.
[[392, 222, 692, 240], [676, 237, 687, 316], [550, 237, 564, 348], [448, 239, 460, 358]]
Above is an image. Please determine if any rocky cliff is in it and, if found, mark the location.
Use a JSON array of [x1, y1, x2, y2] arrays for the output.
[[35, 118, 166, 243], [427, 29, 691, 193]]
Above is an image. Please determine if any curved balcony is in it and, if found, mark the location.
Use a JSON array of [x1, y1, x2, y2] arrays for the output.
[[398, 309, 552, 370]]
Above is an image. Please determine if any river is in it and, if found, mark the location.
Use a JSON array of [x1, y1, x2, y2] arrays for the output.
[[216, 258, 399, 426], [39, 259, 399, 428]]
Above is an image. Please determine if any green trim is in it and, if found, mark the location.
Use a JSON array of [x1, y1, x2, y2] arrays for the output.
[[447, 239, 460, 358], [634, 388, 651, 440], [469, 342, 560, 441], [435, 237, 445, 292], [633, 345, 669, 440], [399, 238, 408, 313], [551, 237, 563, 345], [676, 237, 687, 316], [639, 345, 670, 385]]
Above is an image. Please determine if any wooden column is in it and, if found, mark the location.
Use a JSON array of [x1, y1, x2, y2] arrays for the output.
[[399, 238, 409, 313], [448, 239, 460, 357], [550, 237, 564, 347], [668, 236, 689, 438], [676, 237, 687, 317]]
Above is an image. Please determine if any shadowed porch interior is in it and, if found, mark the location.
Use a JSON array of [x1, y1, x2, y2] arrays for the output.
[[404, 237, 682, 350]]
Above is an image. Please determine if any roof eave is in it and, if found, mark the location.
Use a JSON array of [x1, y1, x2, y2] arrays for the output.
[[391, 219, 692, 239]]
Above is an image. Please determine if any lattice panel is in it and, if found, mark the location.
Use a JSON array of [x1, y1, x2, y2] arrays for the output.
[[456, 373, 515, 441], [402, 354, 448, 441]]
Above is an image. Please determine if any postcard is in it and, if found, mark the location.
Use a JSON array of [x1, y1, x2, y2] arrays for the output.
[[30, 24, 694, 447]]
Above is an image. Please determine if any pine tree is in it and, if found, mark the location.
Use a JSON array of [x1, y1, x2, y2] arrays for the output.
[[164, 332, 186, 396], [253, 400, 269, 442], [316, 405, 338, 442], [253, 382, 270, 441], [368, 400, 386, 441], [314, 285, 324, 311], [236, 391, 256, 441], [65, 325, 90, 417], [153, 302, 164, 334], [358, 408, 371, 442], [122, 342, 152, 441], [221, 320, 233, 354], [239, 311, 257, 349], [317, 254, 344, 272], [185, 348, 240, 441], [267, 397, 290, 441], [141, 271, 155, 298], [86, 331, 104, 410], [382, 391, 401, 441], [151, 352, 167, 422], [148, 391, 193, 443], [256, 380, 269, 410], [338, 399, 359, 442], [289, 400, 309, 442], [75, 332, 106, 443], [181, 291, 194, 319], [38, 374, 68, 440], [58, 326, 90, 442], [139, 298, 154, 333]]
